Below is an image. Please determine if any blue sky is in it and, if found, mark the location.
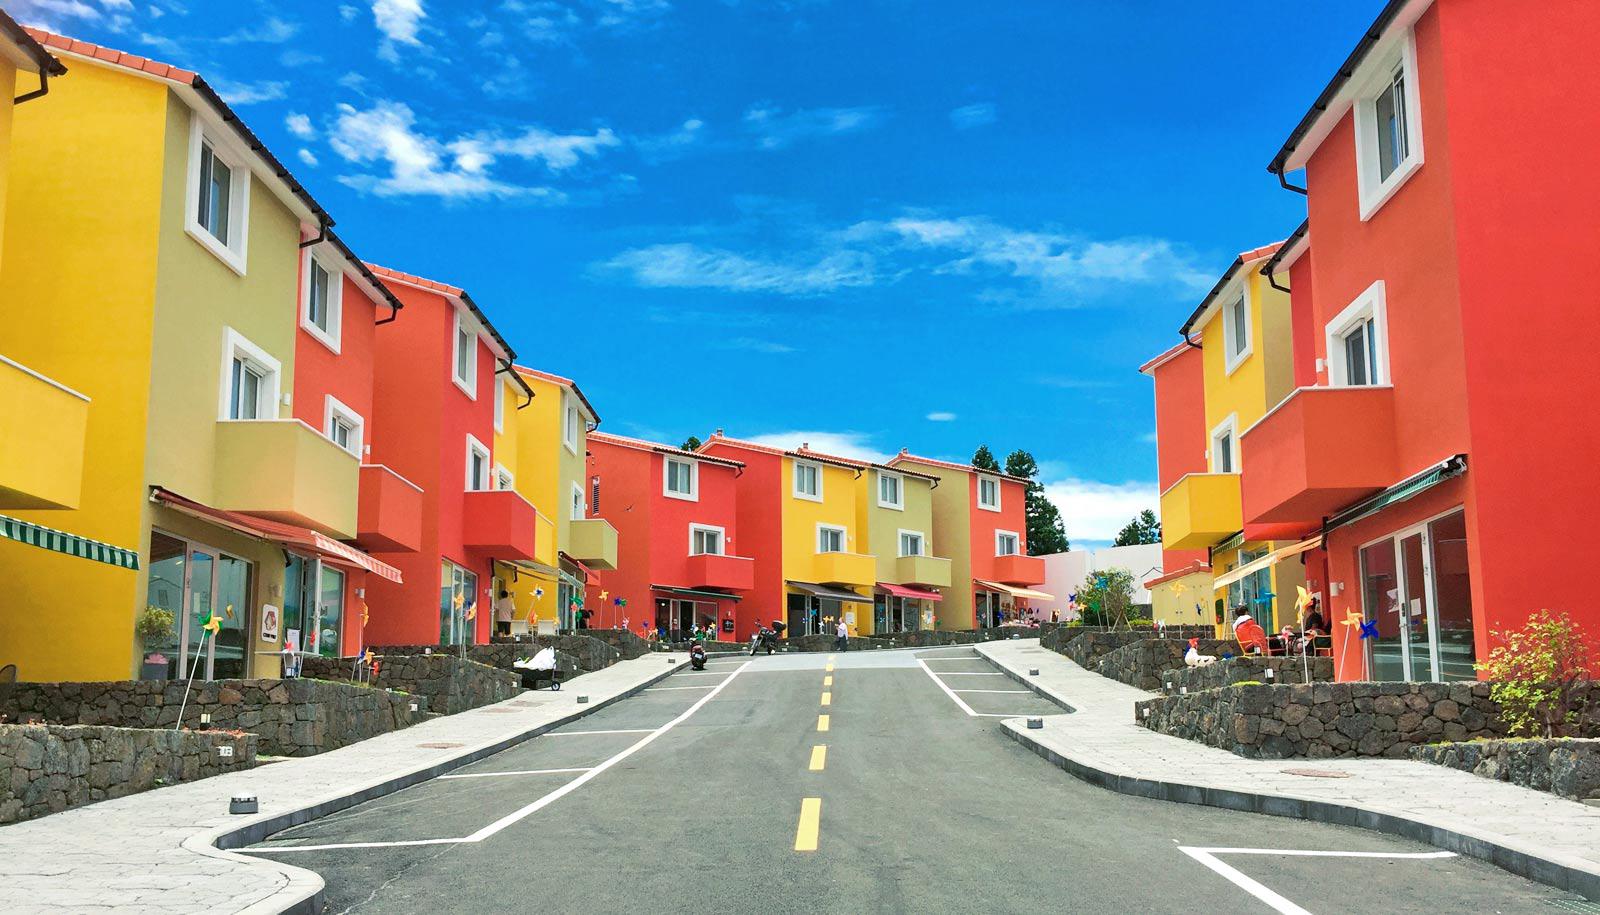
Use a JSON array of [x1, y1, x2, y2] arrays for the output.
[[15, 0, 1380, 545]]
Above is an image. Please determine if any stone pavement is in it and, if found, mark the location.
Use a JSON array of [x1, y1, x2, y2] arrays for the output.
[[0, 653, 686, 915], [977, 638, 1600, 900]]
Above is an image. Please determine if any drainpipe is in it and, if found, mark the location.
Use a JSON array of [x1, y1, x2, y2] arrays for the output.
[[14, 70, 50, 105], [1263, 261, 1291, 296], [1273, 167, 1308, 195], [299, 220, 330, 249]]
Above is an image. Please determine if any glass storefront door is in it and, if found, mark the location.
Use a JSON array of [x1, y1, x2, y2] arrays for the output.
[[439, 560, 476, 646], [145, 530, 252, 680], [1358, 509, 1476, 682]]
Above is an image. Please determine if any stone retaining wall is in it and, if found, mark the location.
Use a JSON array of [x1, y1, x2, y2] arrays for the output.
[[0, 723, 257, 824], [1159, 656, 1335, 695], [1411, 738, 1600, 803], [300, 654, 520, 716], [1095, 638, 1236, 691], [536, 628, 653, 661], [1135, 681, 1505, 759], [376, 634, 621, 673], [0, 679, 425, 757]]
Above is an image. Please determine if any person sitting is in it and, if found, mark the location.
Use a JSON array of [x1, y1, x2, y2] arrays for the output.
[[1232, 607, 1270, 656]]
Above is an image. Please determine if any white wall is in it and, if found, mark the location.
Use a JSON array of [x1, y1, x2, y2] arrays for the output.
[[1036, 544, 1164, 620]]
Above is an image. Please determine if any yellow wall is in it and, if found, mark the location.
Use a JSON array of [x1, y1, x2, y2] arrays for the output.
[[504, 370, 591, 623], [1149, 571, 1214, 628], [1199, 269, 1294, 450], [900, 460, 973, 629], [1211, 542, 1308, 634], [782, 457, 870, 623], [853, 469, 938, 635], [0, 57, 15, 272]]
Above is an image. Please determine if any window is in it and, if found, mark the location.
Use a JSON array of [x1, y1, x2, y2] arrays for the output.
[[1353, 34, 1424, 220], [1210, 414, 1239, 474], [977, 475, 1001, 511], [324, 395, 364, 457], [590, 476, 601, 516], [690, 524, 725, 556], [664, 457, 698, 501], [817, 524, 846, 553], [898, 530, 924, 557], [465, 435, 490, 491], [571, 482, 585, 520], [793, 460, 822, 501], [562, 396, 579, 453], [996, 530, 1020, 556], [218, 328, 281, 421], [452, 309, 477, 399], [877, 471, 903, 510], [493, 379, 506, 433], [186, 121, 250, 274], [1326, 281, 1391, 387], [300, 251, 342, 352], [494, 464, 514, 491], [1223, 288, 1252, 374]]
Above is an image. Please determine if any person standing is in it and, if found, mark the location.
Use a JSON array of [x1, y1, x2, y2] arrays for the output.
[[492, 590, 516, 639], [835, 618, 849, 651]]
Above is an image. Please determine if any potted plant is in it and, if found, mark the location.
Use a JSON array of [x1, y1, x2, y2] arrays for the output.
[[136, 605, 175, 680]]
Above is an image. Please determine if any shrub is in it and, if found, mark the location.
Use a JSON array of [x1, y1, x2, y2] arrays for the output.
[[135, 606, 175, 643], [1476, 610, 1595, 738]]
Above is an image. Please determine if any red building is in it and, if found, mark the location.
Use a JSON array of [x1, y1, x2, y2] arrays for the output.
[[583, 432, 753, 640], [1249, 0, 1600, 680], [360, 265, 537, 647], [1138, 341, 1210, 580]]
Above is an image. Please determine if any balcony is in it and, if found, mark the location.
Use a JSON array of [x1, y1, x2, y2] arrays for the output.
[[991, 553, 1045, 587], [685, 552, 755, 591], [213, 420, 358, 538], [355, 464, 423, 553], [462, 489, 538, 560], [1160, 472, 1242, 551], [893, 554, 952, 588], [1241, 386, 1399, 525], [0, 356, 90, 510], [566, 518, 619, 570], [814, 550, 876, 587]]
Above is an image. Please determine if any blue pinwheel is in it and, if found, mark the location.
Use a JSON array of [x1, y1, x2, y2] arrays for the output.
[[1358, 619, 1380, 640]]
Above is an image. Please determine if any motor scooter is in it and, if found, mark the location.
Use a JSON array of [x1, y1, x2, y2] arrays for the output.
[[689, 642, 707, 670]]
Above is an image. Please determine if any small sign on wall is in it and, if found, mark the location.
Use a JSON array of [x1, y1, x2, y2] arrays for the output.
[[259, 603, 280, 643]]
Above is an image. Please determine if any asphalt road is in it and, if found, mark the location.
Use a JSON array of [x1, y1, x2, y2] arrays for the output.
[[246, 646, 1583, 914]]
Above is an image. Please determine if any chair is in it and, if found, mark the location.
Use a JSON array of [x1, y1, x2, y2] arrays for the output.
[[0, 663, 16, 684], [1311, 634, 1333, 657]]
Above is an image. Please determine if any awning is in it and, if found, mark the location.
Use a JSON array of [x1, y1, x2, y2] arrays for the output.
[[0, 513, 140, 570], [1324, 455, 1467, 534], [787, 580, 871, 603], [877, 582, 943, 602], [974, 579, 1054, 601], [559, 552, 595, 584], [1212, 535, 1323, 590], [653, 585, 743, 602], [151, 487, 402, 583], [1213, 530, 1246, 554]]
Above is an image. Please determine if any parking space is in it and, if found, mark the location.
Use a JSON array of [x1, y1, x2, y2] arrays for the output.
[[914, 647, 1065, 719]]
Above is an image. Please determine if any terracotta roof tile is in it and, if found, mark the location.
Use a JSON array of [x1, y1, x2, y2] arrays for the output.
[[888, 451, 1031, 484], [364, 262, 466, 297], [589, 431, 744, 469], [26, 28, 195, 84]]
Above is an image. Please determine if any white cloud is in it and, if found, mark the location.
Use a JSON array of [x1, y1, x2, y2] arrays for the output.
[[328, 100, 617, 199], [598, 243, 874, 295], [298, 148, 319, 167], [372, 0, 425, 59], [1042, 478, 1158, 544], [285, 113, 315, 140], [9, 0, 129, 26], [742, 431, 889, 464], [925, 411, 957, 422], [221, 16, 297, 43], [949, 102, 996, 129], [211, 79, 288, 106], [716, 337, 796, 354], [743, 104, 885, 150]]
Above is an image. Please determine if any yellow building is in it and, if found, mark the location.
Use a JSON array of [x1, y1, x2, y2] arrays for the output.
[[779, 447, 876, 637], [1143, 562, 1215, 628], [1159, 243, 1305, 635], [854, 462, 949, 635], [0, 30, 391, 681], [492, 367, 616, 632]]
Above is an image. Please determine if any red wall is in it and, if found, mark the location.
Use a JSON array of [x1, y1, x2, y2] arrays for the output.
[[585, 439, 655, 631], [968, 479, 1029, 572], [703, 441, 784, 640], [1148, 346, 1209, 571]]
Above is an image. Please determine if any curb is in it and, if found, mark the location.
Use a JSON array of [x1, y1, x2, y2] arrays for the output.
[[999, 712, 1600, 902], [970, 642, 1075, 712], [187, 657, 686, 914]]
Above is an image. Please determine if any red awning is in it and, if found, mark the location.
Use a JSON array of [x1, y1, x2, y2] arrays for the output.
[[151, 487, 403, 583], [877, 582, 943, 602]]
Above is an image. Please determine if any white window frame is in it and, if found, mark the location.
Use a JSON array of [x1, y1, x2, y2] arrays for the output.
[[897, 529, 925, 557], [816, 523, 847, 554], [217, 327, 281, 421], [494, 463, 514, 491], [465, 434, 491, 492], [1353, 32, 1424, 222], [562, 395, 579, 454], [1222, 284, 1253, 376], [663, 456, 699, 501], [185, 118, 251, 275], [689, 523, 726, 557], [1209, 413, 1240, 475], [977, 475, 1001, 512], [1325, 280, 1391, 387], [877, 470, 904, 510], [299, 249, 343, 354], [323, 395, 364, 457], [793, 460, 823, 502], [570, 481, 586, 520], [452, 308, 478, 400], [995, 529, 1020, 557], [493, 378, 506, 433]]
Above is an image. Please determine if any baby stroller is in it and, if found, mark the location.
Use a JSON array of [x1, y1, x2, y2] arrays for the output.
[[513, 647, 563, 690]]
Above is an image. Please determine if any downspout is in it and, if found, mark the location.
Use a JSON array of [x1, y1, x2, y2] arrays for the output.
[[14, 70, 50, 105], [1272, 166, 1308, 195], [1264, 261, 1291, 296], [497, 360, 534, 409], [299, 220, 330, 249]]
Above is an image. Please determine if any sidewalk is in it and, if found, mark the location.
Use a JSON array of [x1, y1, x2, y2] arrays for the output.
[[977, 638, 1600, 901], [0, 653, 686, 915]]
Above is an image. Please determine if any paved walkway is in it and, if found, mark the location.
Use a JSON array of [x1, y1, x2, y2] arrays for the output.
[[0, 653, 685, 915], [977, 638, 1600, 900]]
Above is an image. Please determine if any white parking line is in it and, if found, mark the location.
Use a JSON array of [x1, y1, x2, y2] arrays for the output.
[[952, 689, 1031, 694], [916, 657, 981, 716], [250, 663, 751, 853], [643, 685, 716, 691], [439, 767, 592, 780], [545, 728, 656, 736], [1179, 847, 1457, 915], [933, 672, 1009, 676]]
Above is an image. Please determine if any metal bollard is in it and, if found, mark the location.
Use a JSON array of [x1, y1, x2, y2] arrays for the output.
[[1028, 668, 1039, 676], [1026, 717, 1044, 729], [577, 695, 589, 704], [229, 796, 258, 815]]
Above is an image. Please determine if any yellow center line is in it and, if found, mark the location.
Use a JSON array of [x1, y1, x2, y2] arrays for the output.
[[794, 797, 822, 851], [825, 663, 834, 672], [820, 691, 831, 707], [809, 745, 827, 771], [823, 675, 833, 687], [817, 714, 829, 732]]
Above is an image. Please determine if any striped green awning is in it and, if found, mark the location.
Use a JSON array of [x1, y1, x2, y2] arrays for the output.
[[0, 514, 139, 570], [1324, 455, 1467, 534]]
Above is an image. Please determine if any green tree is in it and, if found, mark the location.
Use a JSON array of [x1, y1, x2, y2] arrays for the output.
[[1113, 509, 1162, 547], [681, 435, 702, 452], [971, 445, 1000, 472], [1004, 449, 1070, 555], [1075, 568, 1136, 629]]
